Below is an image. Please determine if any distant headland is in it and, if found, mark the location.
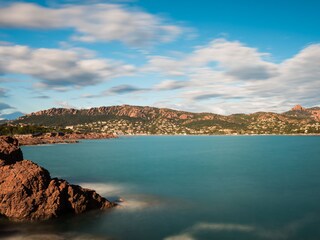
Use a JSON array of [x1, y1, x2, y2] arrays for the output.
[[1, 104, 320, 137]]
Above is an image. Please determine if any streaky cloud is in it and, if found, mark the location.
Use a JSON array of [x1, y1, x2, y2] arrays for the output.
[[154, 80, 189, 90], [0, 44, 135, 90], [0, 102, 14, 111], [0, 88, 7, 97], [0, 2, 183, 47], [104, 84, 149, 95], [145, 39, 320, 114]]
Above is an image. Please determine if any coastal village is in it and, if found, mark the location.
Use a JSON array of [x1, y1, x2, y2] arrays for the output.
[[64, 117, 320, 135], [1, 105, 320, 140]]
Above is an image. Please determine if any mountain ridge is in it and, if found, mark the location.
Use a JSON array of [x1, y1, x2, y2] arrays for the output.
[[8, 104, 320, 135], [18, 104, 320, 121]]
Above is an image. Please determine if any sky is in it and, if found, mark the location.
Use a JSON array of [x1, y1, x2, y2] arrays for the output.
[[0, 0, 319, 118]]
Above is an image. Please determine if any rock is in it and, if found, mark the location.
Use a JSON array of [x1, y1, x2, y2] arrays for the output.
[[311, 110, 320, 121], [179, 114, 189, 120], [292, 104, 305, 111], [0, 136, 23, 166], [0, 136, 114, 221]]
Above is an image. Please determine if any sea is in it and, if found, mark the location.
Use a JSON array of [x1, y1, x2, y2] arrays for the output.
[[2, 136, 320, 240]]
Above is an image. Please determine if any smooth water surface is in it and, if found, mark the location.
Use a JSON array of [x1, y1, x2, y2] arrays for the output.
[[3, 136, 320, 240]]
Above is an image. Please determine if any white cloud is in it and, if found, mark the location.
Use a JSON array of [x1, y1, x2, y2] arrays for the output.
[[55, 101, 76, 109], [145, 56, 186, 76], [146, 39, 279, 80], [0, 88, 7, 97], [144, 39, 320, 113], [89, 39, 319, 114], [0, 2, 182, 47], [278, 44, 320, 90], [0, 44, 135, 90], [189, 39, 278, 80], [154, 80, 189, 90]]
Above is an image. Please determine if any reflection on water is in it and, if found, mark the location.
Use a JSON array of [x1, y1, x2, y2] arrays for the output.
[[3, 215, 318, 240], [2, 233, 109, 240], [164, 215, 317, 240]]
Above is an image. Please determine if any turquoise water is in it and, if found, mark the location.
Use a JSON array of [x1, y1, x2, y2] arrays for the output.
[[5, 136, 320, 239]]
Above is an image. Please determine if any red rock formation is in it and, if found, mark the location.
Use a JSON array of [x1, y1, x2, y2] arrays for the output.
[[179, 114, 190, 120], [203, 115, 214, 120], [292, 105, 305, 111], [311, 110, 320, 121], [0, 136, 23, 166], [0, 136, 114, 221]]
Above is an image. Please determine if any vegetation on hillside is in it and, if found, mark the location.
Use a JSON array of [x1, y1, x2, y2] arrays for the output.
[[0, 124, 72, 136], [7, 105, 320, 135]]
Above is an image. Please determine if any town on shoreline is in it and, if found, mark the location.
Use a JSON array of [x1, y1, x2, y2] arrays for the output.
[[1, 104, 320, 144]]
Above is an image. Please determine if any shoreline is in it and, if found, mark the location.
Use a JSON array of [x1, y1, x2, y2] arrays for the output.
[[14, 133, 118, 146], [123, 133, 320, 136], [12, 132, 320, 146]]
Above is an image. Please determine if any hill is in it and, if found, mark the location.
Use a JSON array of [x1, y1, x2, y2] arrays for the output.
[[6, 104, 320, 135]]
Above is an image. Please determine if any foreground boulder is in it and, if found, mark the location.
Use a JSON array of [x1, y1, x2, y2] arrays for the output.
[[0, 136, 114, 221]]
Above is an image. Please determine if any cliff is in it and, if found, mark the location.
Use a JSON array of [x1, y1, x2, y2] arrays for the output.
[[0, 136, 115, 221]]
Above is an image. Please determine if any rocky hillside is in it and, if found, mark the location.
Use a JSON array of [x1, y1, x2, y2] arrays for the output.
[[283, 104, 320, 121], [11, 104, 320, 135]]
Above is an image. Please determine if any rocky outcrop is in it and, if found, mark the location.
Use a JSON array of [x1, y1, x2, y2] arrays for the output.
[[291, 105, 320, 122], [311, 110, 320, 121], [0, 136, 114, 221], [25, 108, 80, 116], [292, 104, 305, 111], [0, 136, 23, 166]]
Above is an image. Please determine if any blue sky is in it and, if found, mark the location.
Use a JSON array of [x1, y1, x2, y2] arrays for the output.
[[0, 0, 319, 118]]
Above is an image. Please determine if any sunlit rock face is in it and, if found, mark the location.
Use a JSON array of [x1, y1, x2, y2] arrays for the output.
[[0, 136, 115, 221]]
